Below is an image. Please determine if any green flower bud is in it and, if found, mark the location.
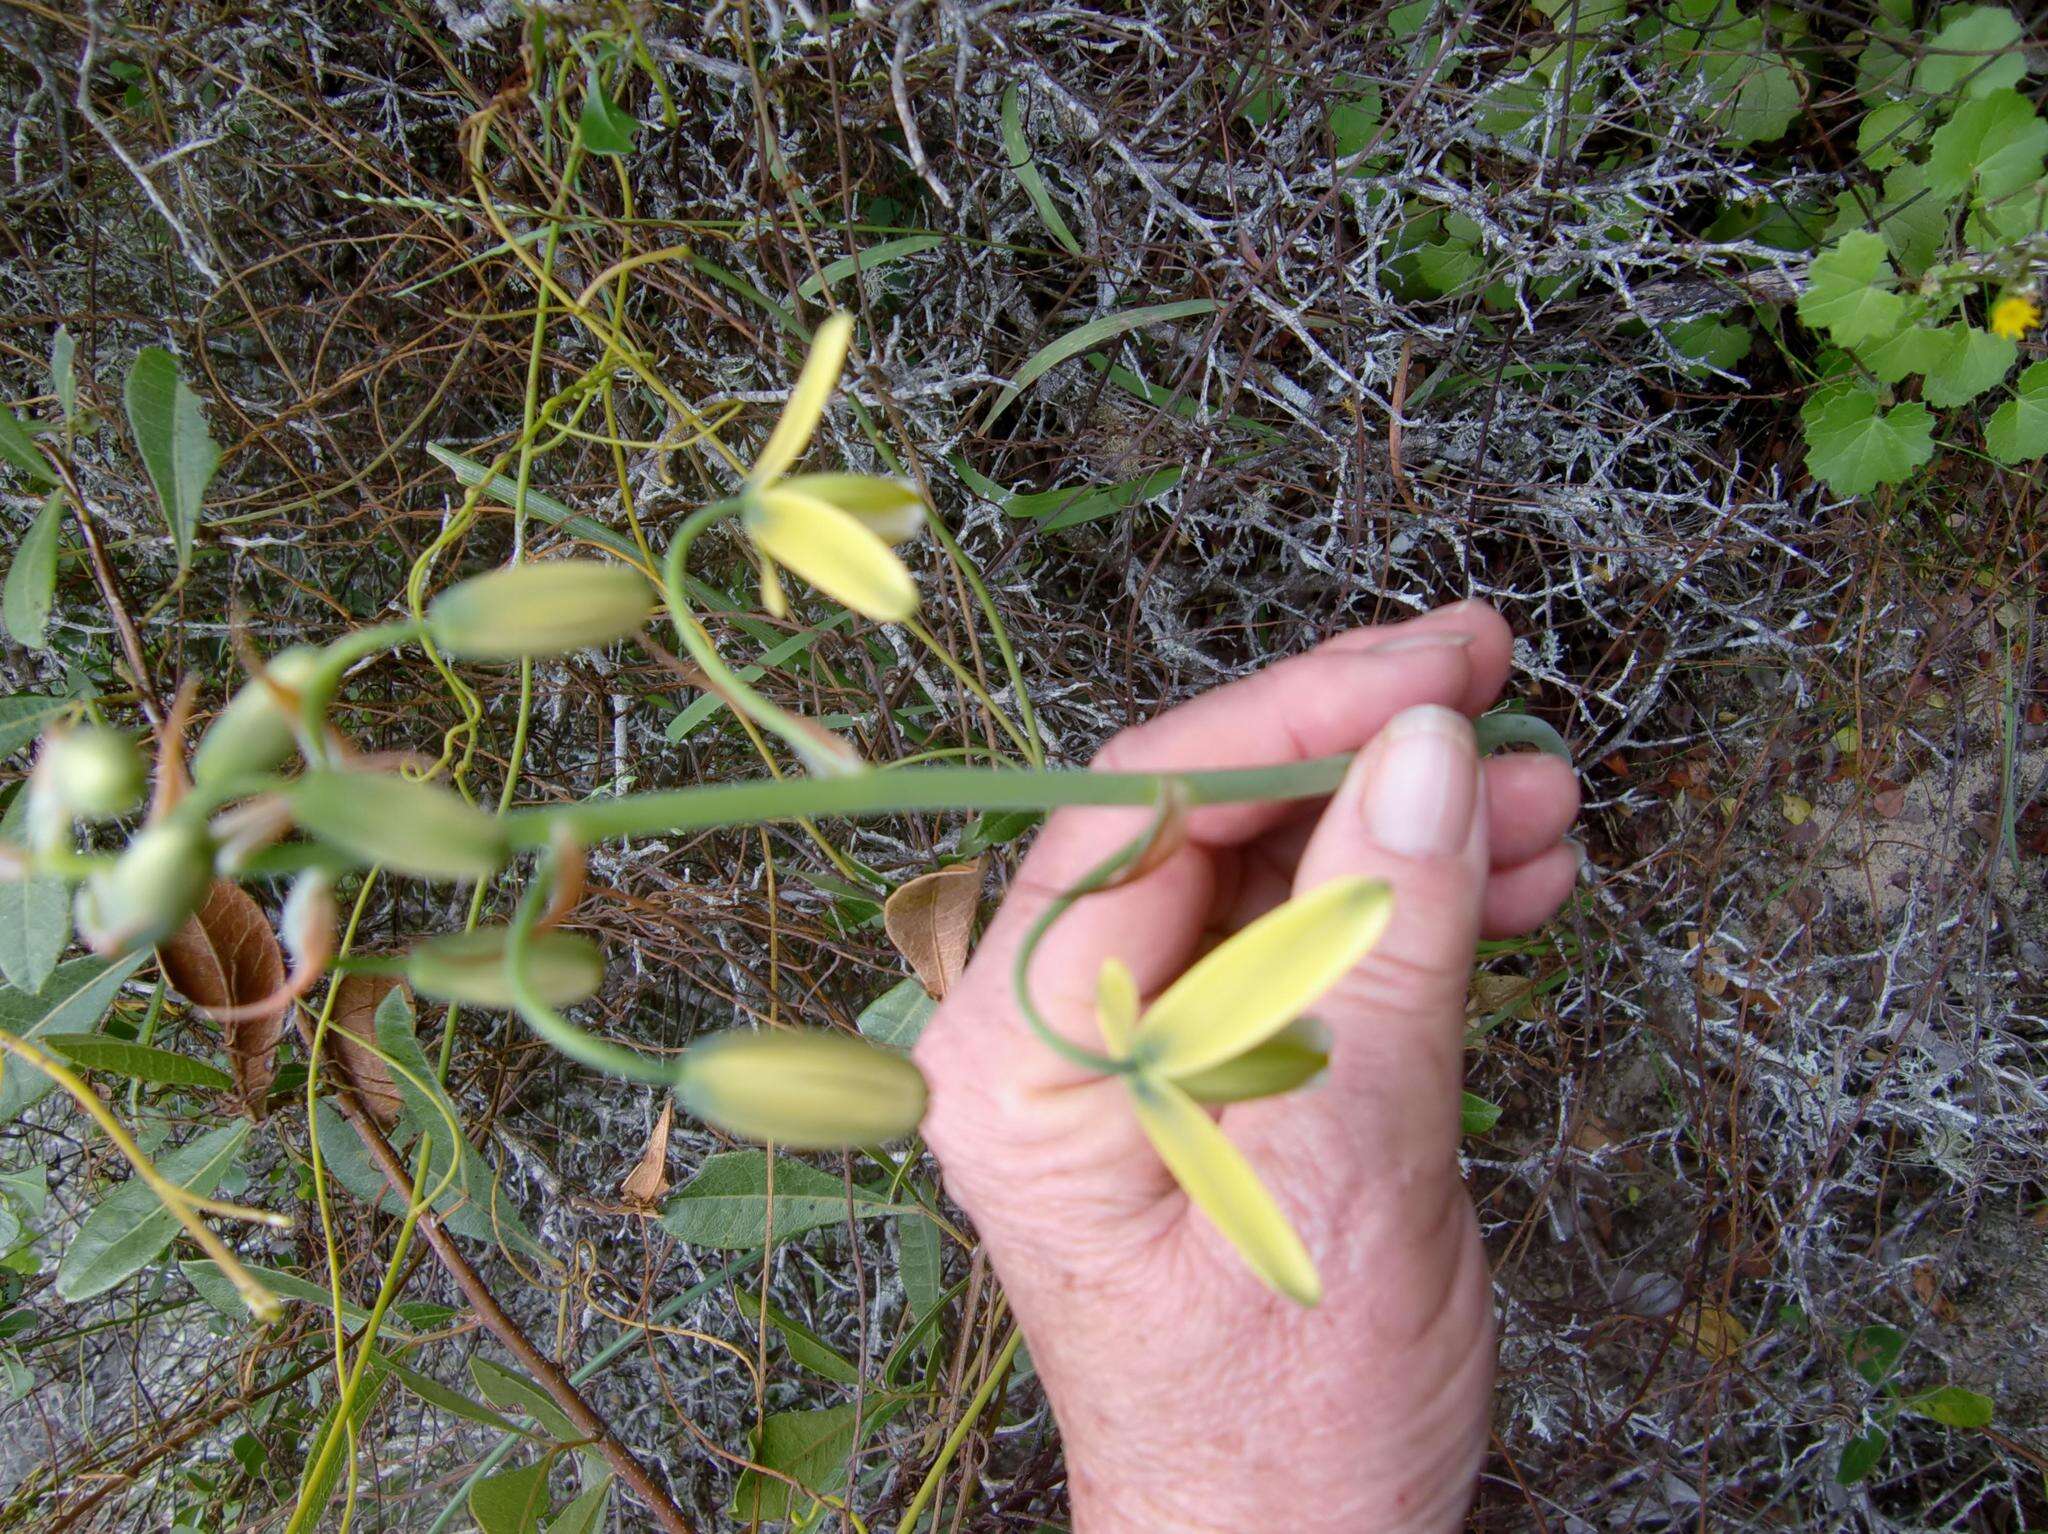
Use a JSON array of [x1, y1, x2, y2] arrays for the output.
[[75, 820, 213, 956], [678, 1029, 928, 1150], [289, 770, 506, 882], [427, 561, 652, 660], [406, 927, 605, 1009], [37, 728, 144, 821], [192, 647, 323, 785]]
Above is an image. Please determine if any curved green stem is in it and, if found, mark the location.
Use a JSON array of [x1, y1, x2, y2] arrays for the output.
[[504, 755, 1352, 848], [503, 849, 687, 1086], [660, 500, 865, 773]]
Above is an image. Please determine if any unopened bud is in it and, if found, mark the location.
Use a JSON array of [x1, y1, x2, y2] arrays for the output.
[[193, 647, 323, 785], [405, 927, 606, 1009], [35, 728, 144, 823], [75, 819, 213, 956], [678, 1029, 928, 1150], [289, 770, 507, 882], [427, 561, 652, 661]]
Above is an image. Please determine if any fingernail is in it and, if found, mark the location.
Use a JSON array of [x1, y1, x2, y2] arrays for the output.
[[1363, 705, 1477, 857], [1365, 630, 1475, 656]]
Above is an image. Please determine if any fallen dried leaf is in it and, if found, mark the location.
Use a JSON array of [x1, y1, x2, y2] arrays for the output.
[[319, 972, 408, 1126], [620, 1098, 673, 1206], [883, 858, 984, 1000], [1674, 1300, 1750, 1363], [157, 881, 287, 1118]]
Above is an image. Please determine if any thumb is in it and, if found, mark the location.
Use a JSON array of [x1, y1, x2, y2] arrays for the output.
[[1227, 704, 1488, 1199]]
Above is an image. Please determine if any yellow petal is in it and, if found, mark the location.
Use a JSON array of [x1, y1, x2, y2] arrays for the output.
[[1128, 1074, 1320, 1305], [746, 486, 918, 622], [1135, 876, 1391, 1079], [776, 473, 926, 542], [748, 313, 853, 485], [758, 553, 788, 619], [1096, 957, 1139, 1056]]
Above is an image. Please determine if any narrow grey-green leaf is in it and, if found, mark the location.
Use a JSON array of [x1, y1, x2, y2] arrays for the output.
[[42, 1033, 231, 1090], [470, 1358, 582, 1445], [123, 347, 221, 577], [179, 1258, 380, 1327], [0, 696, 71, 761], [423, 444, 640, 563], [3, 492, 63, 649], [856, 976, 936, 1051], [982, 299, 1220, 428], [728, 1400, 906, 1521], [1000, 84, 1083, 256], [50, 329, 75, 423], [296, 1359, 392, 1528], [797, 235, 946, 301], [1460, 1091, 1504, 1135], [544, 1477, 612, 1534], [0, 412, 52, 486], [0, 788, 69, 994], [737, 1288, 861, 1383], [659, 1151, 917, 1249], [54, 1119, 249, 1302], [0, 950, 149, 1123]]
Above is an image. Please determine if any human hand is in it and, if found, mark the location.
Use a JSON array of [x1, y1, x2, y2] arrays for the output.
[[913, 601, 1581, 1532]]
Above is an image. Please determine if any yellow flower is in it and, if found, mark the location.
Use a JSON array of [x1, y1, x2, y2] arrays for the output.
[[1990, 293, 2042, 342], [740, 314, 925, 622], [1094, 876, 1394, 1306]]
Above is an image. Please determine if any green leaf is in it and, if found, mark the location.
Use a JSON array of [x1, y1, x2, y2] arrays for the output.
[[1328, 81, 1383, 162], [899, 1211, 944, 1342], [658, 1151, 918, 1249], [50, 328, 75, 423], [1857, 320, 1947, 384], [1002, 464, 1186, 532], [1927, 89, 2048, 200], [1849, 1322, 1908, 1386], [470, 1461, 552, 1534], [423, 444, 639, 563], [797, 235, 947, 302], [1666, 315, 1752, 372], [1000, 85, 1083, 256], [1903, 1384, 1995, 1428], [309, 1098, 539, 1256], [378, 1353, 525, 1434], [0, 951, 149, 1123], [1835, 1427, 1887, 1483], [1872, 161, 1949, 277], [470, 1358, 582, 1445], [53, 1120, 249, 1302], [728, 1400, 906, 1521], [576, 77, 636, 156], [0, 789, 70, 994], [42, 1033, 230, 1090], [1912, 5, 2026, 98], [1460, 1091, 1503, 1135], [3, 492, 63, 649], [1921, 324, 2017, 407], [180, 1258, 380, 1327], [1985, 361, 2048, 463], [123, 347, 220, 578], [545, 1478, 612, 1534], [856, 976, 936, 1051], [1797, 232, 1907, 347], [0, 695, 72, 761], [982, 299, 1220, 429], [665, 612, 855, 741], [0, 412, 52, 487], [737, 1288, 861, 1383], [1857, 99, 1927, 172], [1800, 384, 1934, 496]]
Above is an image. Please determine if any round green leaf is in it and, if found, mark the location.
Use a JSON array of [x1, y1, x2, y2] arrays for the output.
[[1800, 384, 1934, 496]]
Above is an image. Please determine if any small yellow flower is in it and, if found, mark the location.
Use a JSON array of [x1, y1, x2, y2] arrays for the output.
[[1990, 293, 2042, 342], [740, 314, 925, 622], [1094, 875, 1394, 1306]]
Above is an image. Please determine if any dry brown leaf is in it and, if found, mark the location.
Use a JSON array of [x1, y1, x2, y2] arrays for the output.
[[320, 972, 409, 1127], [620, 1098, 673, 1207], [1674, 1300, 1750, 1363], [157, 881, 287, 1119], [883, 858, 984, 999]]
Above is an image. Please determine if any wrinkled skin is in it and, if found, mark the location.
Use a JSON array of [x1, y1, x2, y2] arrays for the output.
[[915, 602, 1581, 1532]]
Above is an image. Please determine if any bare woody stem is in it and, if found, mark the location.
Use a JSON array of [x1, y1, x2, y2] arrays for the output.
[[325, 1091, 695, 1534]]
